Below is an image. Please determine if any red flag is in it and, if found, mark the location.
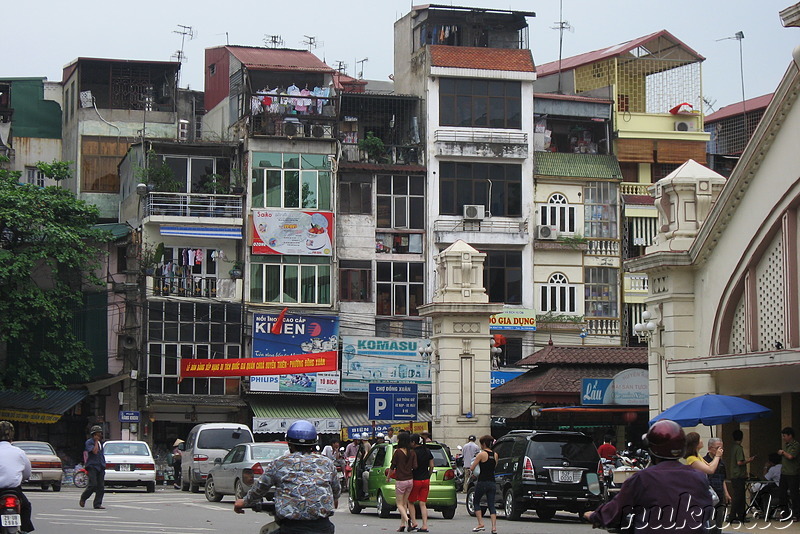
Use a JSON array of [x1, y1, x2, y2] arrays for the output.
[[271, 307, 289, 335]]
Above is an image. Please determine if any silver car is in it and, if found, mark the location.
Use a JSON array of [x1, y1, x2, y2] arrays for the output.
[[204, 442, 288, 502], [13, 441, 63, 491]]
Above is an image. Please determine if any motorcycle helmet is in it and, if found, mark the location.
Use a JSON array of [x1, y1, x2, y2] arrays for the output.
[[643, 419, 686, 459], [376, 433, 385, 439], [360, 432, 370, 440], [0, 421, 14, 442], [90, 425, 103, 435], [286, 420, 317, 445]]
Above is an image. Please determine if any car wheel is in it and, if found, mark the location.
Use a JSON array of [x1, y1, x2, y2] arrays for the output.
[[146, 482, 155, 493], [234, 479, 246, 500], [537, 507, 557, 521], [466, 486, 476, 517], [377, 491, 391, 518], [204, 476, 222, 502], [504, 488, 524, 521], [348, 491, 363, 514], [190, 480, 201, 493], [40, 483, 49, 491], [52, 482, 61, 492], [442, 505, 457, 519]]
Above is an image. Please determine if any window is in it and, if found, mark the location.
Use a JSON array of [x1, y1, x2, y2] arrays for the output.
[[439, 78, 521, 129], [497, 337, 523, 366], [540, 273, 577, 313], [146, 301, 242, 395], [252, 152, 331, 210], [539, 194, 576, 233], [585, 267, 618, 317], [340, 260, 371, 302], [377, 262, 424, 316], [25, 167, 45, 187], [163, 156, 226, 193], [376, 174, 424, 229], [584, 182, 618, 238], [439, 162, 521, 217], [250, 256, 331, 305], [81, 135, 131, 192], [339, 174, 372, 215], [484, 251, 522, 304]]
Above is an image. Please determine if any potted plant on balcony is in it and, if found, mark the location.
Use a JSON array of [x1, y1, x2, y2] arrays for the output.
[[201, 173, 230, 194], [230, 169, 246, 195], [139, 242, 164, 276], [228, 261, 244, 279], [358, 131, 386, 163]]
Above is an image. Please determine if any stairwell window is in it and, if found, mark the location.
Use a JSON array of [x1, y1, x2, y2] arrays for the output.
[[539, 194, 576, 233], [540, 273, 577, 313], [585, 267, 618, 317], [376, 262, 424, 316], [584, 181, 618, 238], [484, 250, 522, 304]]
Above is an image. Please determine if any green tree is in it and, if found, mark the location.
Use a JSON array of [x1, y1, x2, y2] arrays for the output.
[[0, 157, 110, 390]]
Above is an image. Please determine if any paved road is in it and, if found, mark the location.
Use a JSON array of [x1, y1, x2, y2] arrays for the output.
[[26, 485, 591, 534]]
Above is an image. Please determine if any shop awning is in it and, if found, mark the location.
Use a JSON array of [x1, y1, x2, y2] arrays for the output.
[[84, 374, 129, 395], [540, 406, 649, 413], [0, 390, 88, 424], [336, 404, 433, 427], [491, 401, 533, 419], [248, 397, 341, 434]]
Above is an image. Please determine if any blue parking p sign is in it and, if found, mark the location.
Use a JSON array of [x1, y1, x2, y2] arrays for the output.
[[368, 383, 418, 421]]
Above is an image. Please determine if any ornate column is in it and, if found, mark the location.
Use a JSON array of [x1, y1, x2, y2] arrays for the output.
[[418, 240, 504, 449]]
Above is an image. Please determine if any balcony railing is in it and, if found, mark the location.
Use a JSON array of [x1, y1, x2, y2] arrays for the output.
[[248, 93, 337, 138], [143, 192, 243, 219], [620, 183, 653, 196], [341, 144, 422, 165], [152, 275, 218, 298], [586, 239, 620, 256], [434, 129, 527, 144], [625, 274, 649, 293], [586, 318, 621, 336], [433, 219, 528, 234]]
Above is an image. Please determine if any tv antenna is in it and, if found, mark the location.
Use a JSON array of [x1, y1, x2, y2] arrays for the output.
[[335, 61, 348, 75], [716, 31, 747, 126], [551, 0, 574, 94], [264, 35, 285, 48], [172, 25, 195, 64], [702, 96, 717, 114], [302, 35, 322, 50], [356, 58, 368, 79]]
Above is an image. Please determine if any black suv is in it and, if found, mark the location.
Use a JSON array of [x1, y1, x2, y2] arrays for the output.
[[466, 430, 603, 521]]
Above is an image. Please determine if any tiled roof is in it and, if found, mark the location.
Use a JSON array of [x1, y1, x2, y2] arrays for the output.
[[224, 46, 334, 73], [492, 365, 621, 396], [536, 30, 704, 78], [516, 344, 647, 367], [705, 93, 773, 123], [623, 194, 655, 206], [430, 45, 535, 72], [534, 152, 622, 180]]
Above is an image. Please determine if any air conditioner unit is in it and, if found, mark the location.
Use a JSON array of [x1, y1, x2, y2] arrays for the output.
[[674, 119, 696, 132], [537, 225, 559, 240], [283, 122, 304, 137], [310, 124, 333, 138], [463, 204, 486, 220]]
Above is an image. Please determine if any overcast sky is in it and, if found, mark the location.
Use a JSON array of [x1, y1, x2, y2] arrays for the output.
[[6, 1, 798, 112]]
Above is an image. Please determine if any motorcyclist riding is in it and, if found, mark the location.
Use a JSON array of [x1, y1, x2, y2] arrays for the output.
[[0, 421, 34, 532], [234, 420, 340, 533], [584, 419, 714, 533]]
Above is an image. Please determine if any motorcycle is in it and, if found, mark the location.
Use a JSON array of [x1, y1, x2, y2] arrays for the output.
[[0, 491, 22, 534], [603, 444, 650, 501], [73, 466, 89, 489], [250, 500, 279, 534]]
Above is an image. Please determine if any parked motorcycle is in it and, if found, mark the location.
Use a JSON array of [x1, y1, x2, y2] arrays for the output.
[[0, 491, 22, 534], [603, 444, 650, 501]]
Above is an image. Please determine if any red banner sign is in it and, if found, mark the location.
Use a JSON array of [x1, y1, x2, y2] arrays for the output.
[[180, 352, 338, 378]]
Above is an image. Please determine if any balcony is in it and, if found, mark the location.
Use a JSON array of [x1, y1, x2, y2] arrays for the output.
[[341, 144, 422, 166], [434, 129, 528, 159], [248, 92, 337, 139], [615, 112, 710, 142], [433, 218, 528, 246], [149, 275, 241, 301], [586, 317, 621, 337], [586, 239, 620, 257], [142, 192, 243, 220]]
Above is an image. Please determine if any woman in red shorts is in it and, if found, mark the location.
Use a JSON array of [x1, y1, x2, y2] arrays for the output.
[[408, 433, 434, 532]]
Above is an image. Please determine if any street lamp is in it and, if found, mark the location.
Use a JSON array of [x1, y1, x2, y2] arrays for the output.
[[633, 310, 657, 342]]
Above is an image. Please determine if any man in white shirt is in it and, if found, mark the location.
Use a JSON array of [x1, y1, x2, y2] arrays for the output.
[[321, 439, 340, 461], [461, 435, 480, 493], [0, 421, 34, 532]]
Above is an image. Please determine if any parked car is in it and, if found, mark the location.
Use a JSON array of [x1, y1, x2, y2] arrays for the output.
[[13, 441, 62, 491], [348, 442, 457, 519], [181, 423, 255, 492], [465, 430, 603, 521], [204, 441, 288, 502], [103, 440, 156, 492]]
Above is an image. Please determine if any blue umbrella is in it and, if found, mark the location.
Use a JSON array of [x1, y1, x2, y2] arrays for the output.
[[649, 394, 772, 427]]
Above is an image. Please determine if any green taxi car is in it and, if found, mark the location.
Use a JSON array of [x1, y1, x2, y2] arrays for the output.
[[348, 441, 458, 519]]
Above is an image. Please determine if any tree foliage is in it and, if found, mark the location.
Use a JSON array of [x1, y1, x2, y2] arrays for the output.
[[0, 158, 111, 390]]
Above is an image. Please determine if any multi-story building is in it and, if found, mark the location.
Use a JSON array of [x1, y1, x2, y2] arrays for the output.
[[705, 93, 773, 176], [533, 30, 710, 345]]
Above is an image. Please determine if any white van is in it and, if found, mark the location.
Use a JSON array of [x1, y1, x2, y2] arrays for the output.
[[180, 423, 254, 492]]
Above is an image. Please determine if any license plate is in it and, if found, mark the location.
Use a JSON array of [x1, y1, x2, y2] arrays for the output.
[[1, 514, 21, 527], [120, 464, 131, 472], [29, 472, 42, 481], [556, 470, 580, 483]]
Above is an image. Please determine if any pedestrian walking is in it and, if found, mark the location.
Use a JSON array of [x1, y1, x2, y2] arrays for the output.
[[471, 435, 498, 534], [730, 430, 755, 523], [704, 437, 731, 533], [171, 439, 183, 489], [79, 425, 106, 509], [387, 431, 417, 532], [461, 435, 479, 493], [408, 433, 434, 532]]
